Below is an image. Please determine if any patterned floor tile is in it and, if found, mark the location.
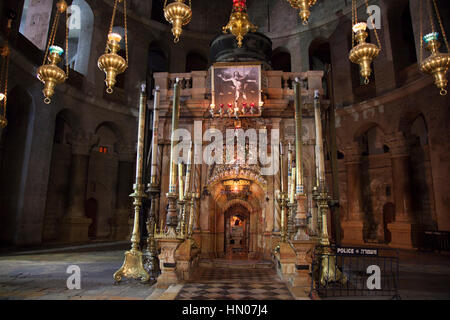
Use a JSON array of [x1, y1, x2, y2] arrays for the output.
[[175, 266, 294, 300]]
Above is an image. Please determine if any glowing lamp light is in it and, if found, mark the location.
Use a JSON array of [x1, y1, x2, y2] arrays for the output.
[[423, 32, 439, 44], [352, 22, 367, 34], [49, 45, 64, 56], [0, 93, 5, 101], [108, 32, 123, 43]]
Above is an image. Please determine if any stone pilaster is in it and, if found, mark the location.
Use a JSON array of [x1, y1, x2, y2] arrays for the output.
[[113, 144, 136, 240], [341, 143, 364, 244], [386, 132, 415, 249], [61, 130, 94, 243]]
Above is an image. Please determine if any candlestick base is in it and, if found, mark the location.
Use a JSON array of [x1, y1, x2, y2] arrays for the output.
[[113, 248, 150, 283]]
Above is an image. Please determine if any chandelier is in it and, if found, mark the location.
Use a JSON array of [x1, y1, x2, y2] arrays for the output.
[[419, 0, 450, 96], [98, 0, 128, 94], [349, 0, 381, 85], [221, 179, 252, 200], [287, 0, 317, 25], [164, 0, 192, 43], [36, 0, 69, 104], [223, 0, 257, 48], [0, 13, 14, 129]]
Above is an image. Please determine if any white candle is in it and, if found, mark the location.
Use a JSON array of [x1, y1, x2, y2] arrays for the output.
[[150, 87, 160, 184]]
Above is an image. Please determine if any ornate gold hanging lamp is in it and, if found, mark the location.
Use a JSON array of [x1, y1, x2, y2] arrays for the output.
[[287, 0, 317, 25], [36, 0, 69, 104], [223, 0, 257, 48], [164, 0, 192, 43], [98, 0, 128, 94], [419, 0, 450, 96], [0, 14, 14, 128], [349, 0, 381, 85]]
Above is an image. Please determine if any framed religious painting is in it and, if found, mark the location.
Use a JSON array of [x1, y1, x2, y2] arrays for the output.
[[210, 62, 263, 117]]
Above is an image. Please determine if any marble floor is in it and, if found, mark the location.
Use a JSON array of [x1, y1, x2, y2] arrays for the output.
[[0, 243, 449, 300]]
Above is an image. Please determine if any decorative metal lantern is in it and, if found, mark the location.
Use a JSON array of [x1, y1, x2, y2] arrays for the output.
[[349, 22, 380, 85], [98, 0, 129, 94], [36, 0, 69, 104], [418, 0, 450, 96], [164, 0, 192, 43], [223, 0, 257, 48], [287, 0, 318, 25], [348, 0, 382, 85], [420, 33, 450, 96]]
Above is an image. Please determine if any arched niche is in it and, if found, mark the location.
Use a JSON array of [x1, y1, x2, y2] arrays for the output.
[[186, 51, 208, 73], [271, 47, 291, 72], [42, 109, 77, 242], [86, 122, 122, 239]]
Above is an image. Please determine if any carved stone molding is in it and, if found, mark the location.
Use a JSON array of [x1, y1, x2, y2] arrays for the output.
[[343, 142, 362, 164], [385, 132, 409, 157], [68, 130, 98, 155]]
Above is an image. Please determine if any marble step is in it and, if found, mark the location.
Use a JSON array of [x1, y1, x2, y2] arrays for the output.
[[199, 259, 274, 269]]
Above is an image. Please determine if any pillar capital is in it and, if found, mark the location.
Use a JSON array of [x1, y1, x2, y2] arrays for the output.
[[343, 142, 362, 164], [69, 130, 97, 155], [385, 132, 409, 157]]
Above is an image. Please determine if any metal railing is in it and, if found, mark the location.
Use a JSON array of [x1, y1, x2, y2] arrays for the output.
[[311, 245, 400, 299]]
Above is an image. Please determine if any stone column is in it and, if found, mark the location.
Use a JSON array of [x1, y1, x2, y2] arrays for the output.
[[386, 132, 415, 249], [113, 144, 136, 240], [341, 143, 364, 244], [62, 131, 93, 243]]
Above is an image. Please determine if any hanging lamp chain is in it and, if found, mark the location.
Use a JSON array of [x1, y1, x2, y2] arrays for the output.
[[43, 9, 61, 65], [419, 0, 424, 63], [124, 0, 129, 64], [106, 0, 120, 53], [365, 0, 381, 50], [65, 9, 69, 77], [432, 0, 449, 52]]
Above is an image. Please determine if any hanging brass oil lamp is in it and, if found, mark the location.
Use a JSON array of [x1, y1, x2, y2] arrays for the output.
[[348, 0, 381, 85], [349, 22, 380, 84], [287, 0, 317, 25], [223, 0, 257, 48], [418, 0, 450, 96], [36, 0, 69, 104], [164, 0, 192, 43], [98, 0, 128, 94]]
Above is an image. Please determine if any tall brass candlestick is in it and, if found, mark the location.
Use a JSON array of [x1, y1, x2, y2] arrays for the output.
[[293, 79, 309, 240], [314, 90, 325, 188], [150, 87, 160, 185], [113, 84, 150, 283], [279, 141, 287, 242], [166, 78, 181, 235], [184, 142, 192, 199], [294, 79, 304, 195], [287, 143, 293, 203], [178, 163, 184, 201], [143, 85, 161, 279]]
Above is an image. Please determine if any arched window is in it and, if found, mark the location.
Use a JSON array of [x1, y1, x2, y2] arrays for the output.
[[271, 48, 291, 72], [411, 114, 428, 147], [19, 0, 53, 50], [147, 44, 168, 98], [309, 39, 331, 71], [309, 39, 331, 97], [67, 0, 94, 75], [359, 126, 385, 156], [185, 51, 208, 72]]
